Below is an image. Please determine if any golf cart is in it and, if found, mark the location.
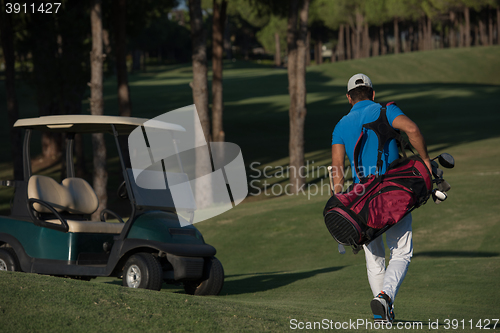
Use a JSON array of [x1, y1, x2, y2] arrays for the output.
[[0, 114, 224, 295]]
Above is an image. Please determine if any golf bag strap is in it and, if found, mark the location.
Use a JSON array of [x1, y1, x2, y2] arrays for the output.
[[353, 102, 409, 179]]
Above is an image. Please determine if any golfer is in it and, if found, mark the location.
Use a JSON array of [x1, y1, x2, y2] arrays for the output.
[[330, 74, 431, 322]]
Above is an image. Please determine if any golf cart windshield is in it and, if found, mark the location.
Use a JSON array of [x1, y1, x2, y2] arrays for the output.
[[125, 168, 196, 212], [126, 105, 248, 225]]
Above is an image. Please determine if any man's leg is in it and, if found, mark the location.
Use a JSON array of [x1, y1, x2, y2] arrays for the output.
[[381, 213, 413, 302], [369, 214, 412, 322], [364, 234, 386, 297]]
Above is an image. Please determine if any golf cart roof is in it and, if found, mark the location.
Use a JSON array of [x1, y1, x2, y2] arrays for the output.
[[14, 114, 186, 134]]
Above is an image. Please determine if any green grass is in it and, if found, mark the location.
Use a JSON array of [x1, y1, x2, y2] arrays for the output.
[[1, 46, 500, 332]]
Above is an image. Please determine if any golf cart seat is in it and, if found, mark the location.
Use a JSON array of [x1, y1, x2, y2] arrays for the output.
[[27, 175, 124, 234]]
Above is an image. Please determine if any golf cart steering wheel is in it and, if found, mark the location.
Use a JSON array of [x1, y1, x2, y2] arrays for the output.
[[117, 181, 129, 200], [100, 208, 125, 224]]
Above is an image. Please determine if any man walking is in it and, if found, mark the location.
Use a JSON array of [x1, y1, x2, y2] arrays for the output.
[[330, 74, 431, 322]]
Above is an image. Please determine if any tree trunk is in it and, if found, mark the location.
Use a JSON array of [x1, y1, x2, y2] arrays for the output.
[[306, 31, 311, 66], [497, 7, 500, 45], [331, 45, 336, 62], [418, 18, 424, 51], [363, 22, 370, 57], [354, 11, 363, 59], [113, 0, 133, 169], [422, 17, 427, 50], [372, 36, 379, 56], [274, 32, 281, 66], [464, 6, 471, 47], [287, 0, 298, 160], [449, 11, 456, 48], [316, 40, 322, 64], [346, 25, 352, 59], [351, 26, 356, 59], [314, 41, 318, 65], [479, 18, 486, 46], [337, 24, 345, 61], [189, 0, 210, 143], [0, 4, 23, 180], [286, 0, 303, 194], [439, 28, 444, 48], [394, 17, 400, 54], [287, 0, 309, 195], [102, 29, 112, 56], [488, 7, 493, 46], [90, 0, 108, 220], [479, 11, 488, 46], [212, 0, 227, 143], [189, 0, 213, 209], [459, 22, 464, 47], [380, 25, 386, 55], [132, 50, 141, 71], [426, 16, 433, 50], [408, 24, 414, 52], [114, 0, 132, 118], [474, 25, 479, 46]]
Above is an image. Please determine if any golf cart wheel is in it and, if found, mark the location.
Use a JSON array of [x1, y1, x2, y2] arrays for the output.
[[184, 257, 224, 296], [122, 253, 163, 291], [0, 248, 20, 272]]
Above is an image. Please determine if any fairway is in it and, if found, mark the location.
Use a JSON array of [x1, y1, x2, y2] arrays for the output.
[[1, 46, 500, 332]]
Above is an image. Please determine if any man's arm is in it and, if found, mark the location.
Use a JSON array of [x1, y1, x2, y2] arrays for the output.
[[392, 115, 432, 172], [331, 144, 346, 194]]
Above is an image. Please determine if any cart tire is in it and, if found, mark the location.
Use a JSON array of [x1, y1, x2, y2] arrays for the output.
[[184, 257, 224, 296], [0, 248, 20, 272], [122, 253, 163, 291]]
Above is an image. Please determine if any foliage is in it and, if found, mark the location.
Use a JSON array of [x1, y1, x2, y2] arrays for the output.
[[310, 0, 355, 29], [129, 16, 191, 63], [255, 15, 287, 56], [364, 0, 391, 26]]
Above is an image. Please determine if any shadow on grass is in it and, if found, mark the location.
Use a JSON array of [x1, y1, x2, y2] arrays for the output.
[[99, 267, 346, 296], [413, 251, 499, 258], [221, 266, 345, 295]]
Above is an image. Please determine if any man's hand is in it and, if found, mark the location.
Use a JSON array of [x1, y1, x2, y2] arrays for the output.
[[392, 115, 431, 172], [423, 158, 432, 174]]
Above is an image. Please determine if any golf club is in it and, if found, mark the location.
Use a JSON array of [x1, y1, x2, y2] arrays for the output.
[[327, 166, 334, 193], [432, 153, 455, 169], [432, 189, 447, 204], [437, 179, 451, 192], [438, 153, 455, 168]]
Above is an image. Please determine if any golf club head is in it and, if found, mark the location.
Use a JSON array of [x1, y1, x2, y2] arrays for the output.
[[437, 179, 451, 192], [431, 164, 443, 179], [438, 153, 455, 169], [432, 189, 447, 204], [431, 161, 438, 176], [436, 168, 443, 178], [338, 244, 346, 255]]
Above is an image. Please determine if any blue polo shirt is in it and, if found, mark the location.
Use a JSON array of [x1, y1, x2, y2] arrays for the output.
[[332, 100, 404, 183]]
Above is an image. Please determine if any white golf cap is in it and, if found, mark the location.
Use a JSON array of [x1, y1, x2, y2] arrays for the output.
[[347, 73, 372, 92]]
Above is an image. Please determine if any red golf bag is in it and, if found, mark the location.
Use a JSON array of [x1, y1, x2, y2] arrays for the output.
[[323, 102, 432, 252]]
